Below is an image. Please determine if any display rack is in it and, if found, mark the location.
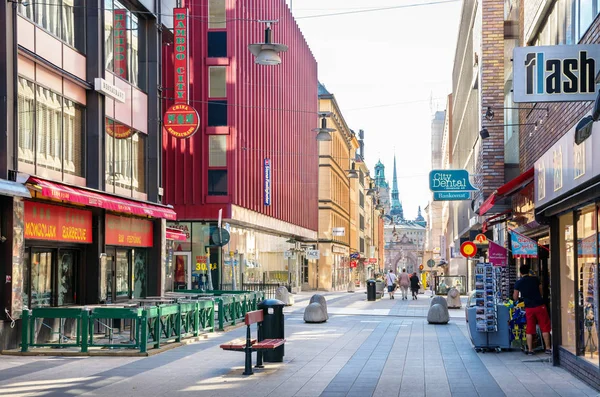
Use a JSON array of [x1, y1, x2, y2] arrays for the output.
[[474, 263, 498, 333]]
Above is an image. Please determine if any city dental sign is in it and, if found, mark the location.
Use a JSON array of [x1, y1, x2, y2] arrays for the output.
[[429, 170, 478, 201], [513, 44, 600, 102]]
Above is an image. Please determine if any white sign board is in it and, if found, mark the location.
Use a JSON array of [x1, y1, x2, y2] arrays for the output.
[[94, 78, 126, 103], [306, 249, 320, 260], [283, 250, 296, 259], [513, 45, 600, 102], [332, 227, 345, 236]]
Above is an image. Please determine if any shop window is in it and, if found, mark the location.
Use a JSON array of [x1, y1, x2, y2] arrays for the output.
[[104, 0, 143, 88], [208, 170, 228, 196], [208, 100, 228, 126], [24, 248, 78, 308], [18, 0, 86, 53], [57, 250, 77, 306], [208, 31, 227, 58], [17, 77, 85, 178], [209, 0, 226, 29], [560, 212, 576, 354], [576, 206, 598, 365], [105, 118, 147, 195], [209, 66, 227, 98]]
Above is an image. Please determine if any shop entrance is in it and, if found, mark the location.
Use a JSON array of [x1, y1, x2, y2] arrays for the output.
[[103, 247, 148, 302], [173, 251, 192, 290]]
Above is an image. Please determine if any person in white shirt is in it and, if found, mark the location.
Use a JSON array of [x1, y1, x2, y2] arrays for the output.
[[386, 269, 398, 300]]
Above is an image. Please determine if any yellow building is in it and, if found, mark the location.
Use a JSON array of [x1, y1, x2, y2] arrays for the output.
[[310, 83, 359, 291]]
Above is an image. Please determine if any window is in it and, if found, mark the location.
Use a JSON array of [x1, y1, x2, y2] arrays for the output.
[[533, 0, 600, 45], [105, 0, 143, 88], [360, 214, 365, 230], [360, 237, 365, 253], [18, 0, 86, 53], [209, 135, 227, 167], [17, 77, 85, 177], [209, 0, 226, 29], [208, 170, 228, 196], [105, 118, 147, 195], [24, 248, 79, 308], [208, 32, 227, 58], [359, 191, 365, 208], [208, 100, 228, 126], [209, 67, 227, 98], [560, 212, 576, 354]]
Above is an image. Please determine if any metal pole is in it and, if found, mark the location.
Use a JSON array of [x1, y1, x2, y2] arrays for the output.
[[316, 140, 320, 291]]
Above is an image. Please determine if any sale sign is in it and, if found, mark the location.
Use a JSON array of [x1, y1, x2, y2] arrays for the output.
[[24, 201, 92, 243], [164, 103, 200, 139], [113, 9, 128, 79], [173, 8, 188, 104], [106, 214, 153, 247]]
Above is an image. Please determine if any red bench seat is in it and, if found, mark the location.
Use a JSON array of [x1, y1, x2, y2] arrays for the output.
[[253, 338, 285, 349], [220, 338, 257, 350]]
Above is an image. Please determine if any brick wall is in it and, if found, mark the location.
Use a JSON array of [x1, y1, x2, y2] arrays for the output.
[[477, 0, 506, 199]]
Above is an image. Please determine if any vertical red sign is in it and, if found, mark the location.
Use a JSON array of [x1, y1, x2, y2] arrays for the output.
[[113, 9, 128, 79], [173, 8, 188, 104]]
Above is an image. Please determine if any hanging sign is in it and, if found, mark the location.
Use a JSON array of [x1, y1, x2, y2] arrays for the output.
[[24, 201, 92, 243], [474, 234, 488, 244], [264, 158, 272, 206], [509, 231, 538, 258], [429, 170, 478, 192], [460, 241, 477, 258], [306, 249, 320, 260], [350, 261, 358, 268], [513, 45, 600, 103], [164, 103, 200, 139], [106, 214, 153, 247], [173, 8, 189, 104], [113, 9, 128, 79], [488, 241, 508, 267]]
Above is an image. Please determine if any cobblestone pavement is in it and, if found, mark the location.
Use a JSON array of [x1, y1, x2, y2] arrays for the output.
[[0, 291, 596, 397]]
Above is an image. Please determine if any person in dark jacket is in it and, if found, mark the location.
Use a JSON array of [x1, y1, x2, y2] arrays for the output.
[[410, 272, 420, 300]]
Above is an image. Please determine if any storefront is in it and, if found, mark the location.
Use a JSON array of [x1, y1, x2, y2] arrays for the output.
[[535, 114, 600, 388]]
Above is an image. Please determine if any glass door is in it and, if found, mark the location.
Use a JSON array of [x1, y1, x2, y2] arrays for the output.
[[173, 251, 191, 290], [30, 249, 53, 308], [115, 249, 130, 299], [57, 249, 78, 306]]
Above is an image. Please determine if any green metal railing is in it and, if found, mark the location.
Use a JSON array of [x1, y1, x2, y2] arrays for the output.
[[20, 300, 216, 354]]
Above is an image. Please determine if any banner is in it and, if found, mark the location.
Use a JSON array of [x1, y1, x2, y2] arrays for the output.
[[488, 241, 507, 267], [510, 231, 538, 258], [173, 8, 189, 104], [264, 158, 271, 206]]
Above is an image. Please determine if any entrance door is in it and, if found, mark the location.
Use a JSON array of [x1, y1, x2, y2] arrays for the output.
[[301, 257, 309, 290], [104, 247, 132, 302], [173, 252, 192, 290]]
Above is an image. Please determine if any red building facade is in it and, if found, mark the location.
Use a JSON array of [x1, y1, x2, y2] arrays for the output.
[[162, 0, 318, 291]]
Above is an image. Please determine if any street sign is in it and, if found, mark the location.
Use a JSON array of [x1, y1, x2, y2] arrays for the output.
[[332, 227, 345, 236], [284, 250, 296, 259], [460, 241, 477, 258], [429, 170, 478, 192], [427, 259, 436, 268], [306, 249, 320, 260], [350, 261, 357, 268], [433, 191, 471, 201], [210, 227, 230, 247], [419, 264, 424, 271]]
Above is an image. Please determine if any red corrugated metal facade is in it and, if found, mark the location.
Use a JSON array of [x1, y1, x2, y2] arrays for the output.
[[162, 0, 318, 232]]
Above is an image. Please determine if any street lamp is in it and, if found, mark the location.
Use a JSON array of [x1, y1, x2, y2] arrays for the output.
[[347, 162, 359, 179], [248, 20, 288, 66], [313, 112, 335, 141]]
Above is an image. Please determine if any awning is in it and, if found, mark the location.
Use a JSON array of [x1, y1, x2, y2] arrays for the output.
[[27, 177, 176, 220], [482, 210, 512, 233], [479, 168, 534, 216], [0, 178, 31, 198], [166, 227, 187, 241]]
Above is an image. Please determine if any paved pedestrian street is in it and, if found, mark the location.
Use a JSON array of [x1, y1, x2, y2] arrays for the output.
[[0, 291, 597, 397]]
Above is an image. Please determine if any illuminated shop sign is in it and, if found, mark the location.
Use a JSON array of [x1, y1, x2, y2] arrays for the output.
[[24, 201, 92, 243], [113, 9, 128, 79], [174, 8, 189, 103]]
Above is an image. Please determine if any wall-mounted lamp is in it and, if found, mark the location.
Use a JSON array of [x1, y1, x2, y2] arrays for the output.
[[248, 21, 288, 66], [313, 112, 335, 141], [574, 90, 600, 145], [347, 162, 359, 179], [366, 181, 376, 196], [484, 106, 549, 122]]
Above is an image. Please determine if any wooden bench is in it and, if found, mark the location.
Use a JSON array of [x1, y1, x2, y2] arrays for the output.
[[219, 310, 285, 375]]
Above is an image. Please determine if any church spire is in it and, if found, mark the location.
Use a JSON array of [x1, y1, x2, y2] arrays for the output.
[[389, 153, 404, 219]]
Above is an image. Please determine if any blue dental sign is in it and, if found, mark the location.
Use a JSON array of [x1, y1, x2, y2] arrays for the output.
[[513, 45, 600, 103], [264, 158, 271, 206], [429, 170, 478, 192]]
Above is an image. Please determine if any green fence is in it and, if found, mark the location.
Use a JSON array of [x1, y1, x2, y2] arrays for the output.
[[21, 300, 216, 354]]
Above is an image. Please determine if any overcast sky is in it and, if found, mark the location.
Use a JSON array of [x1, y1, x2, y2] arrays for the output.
[[288, 0, 461, 219]]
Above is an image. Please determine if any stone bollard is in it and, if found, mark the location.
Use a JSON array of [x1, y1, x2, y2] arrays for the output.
[[446, 287, 462, 309], [275, 286, 292, 306], [430, 295, 449, 310], [427, 303, 449, 324], [304, 294, 328, 323], [347, 281, 356, 293]]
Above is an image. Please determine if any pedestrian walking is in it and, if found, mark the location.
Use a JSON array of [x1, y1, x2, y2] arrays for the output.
[[513, 264, 552, 355], [385, 269, 398, 299], [398, 268, 410, 300], [410, 272, 420, 300]]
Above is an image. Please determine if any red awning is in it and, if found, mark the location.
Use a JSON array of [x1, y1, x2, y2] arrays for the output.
[[479, 168, 534, 216], [166, 227, 187, 241], [27, 177, 177, 220]]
